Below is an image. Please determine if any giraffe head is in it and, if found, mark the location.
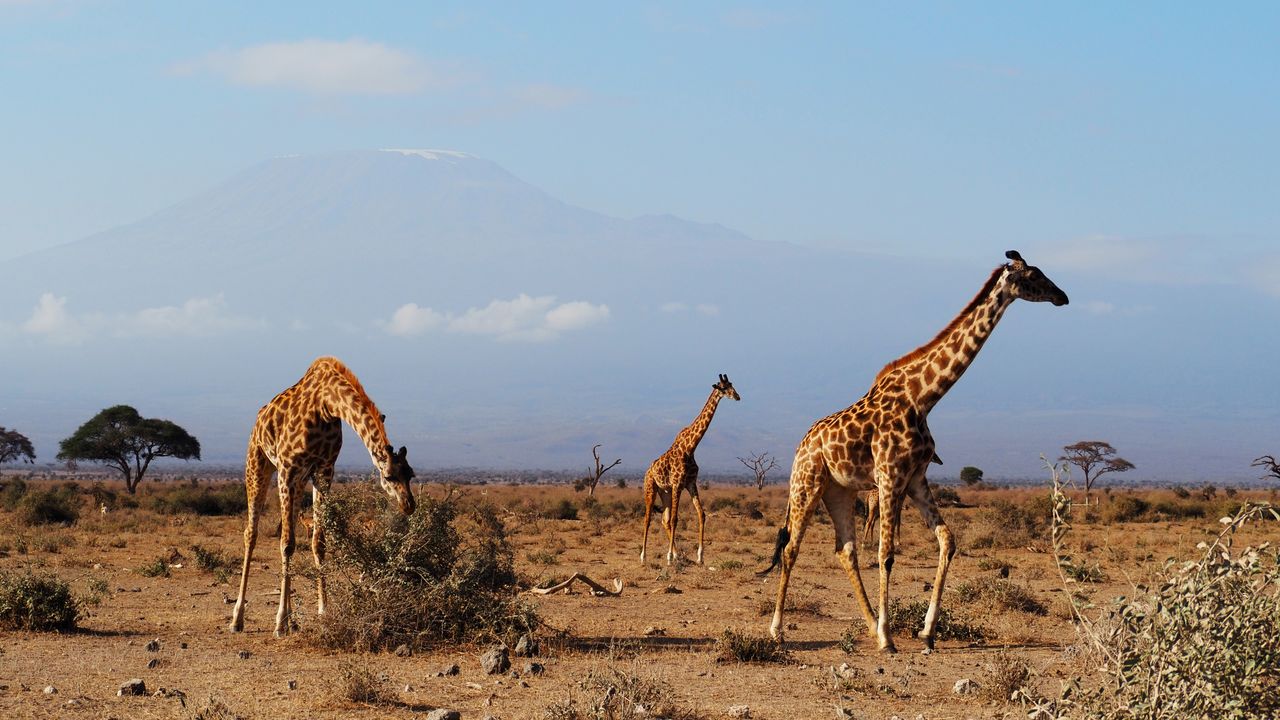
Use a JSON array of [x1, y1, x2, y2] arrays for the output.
[[380, 444, 417, 515], [714, 373, 741, 401], [1003, 250, 1069, 306]]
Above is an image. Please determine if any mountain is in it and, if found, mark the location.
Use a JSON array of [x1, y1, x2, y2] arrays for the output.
[[2, 150, 1276, 481]]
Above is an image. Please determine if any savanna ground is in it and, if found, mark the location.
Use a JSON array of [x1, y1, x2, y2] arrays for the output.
[[0, 471, 1274, 720]]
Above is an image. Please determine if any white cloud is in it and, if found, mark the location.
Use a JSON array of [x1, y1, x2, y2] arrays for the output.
[[1084, 300, 1114, 315], [174, 39, 448, 95], [20, 293, 261, 343], [546, 300, 610, 331], [387, 303, 446, 337], [1035, 235, 1158, 273], [384, 294, 609, 342], [116, 295, 261, 337], [659, 301, 720, 318], [22, 293, 85, 343], [512, 83, 586, 110], [660, 302, 688, 313], [696, 303, 720, 317]]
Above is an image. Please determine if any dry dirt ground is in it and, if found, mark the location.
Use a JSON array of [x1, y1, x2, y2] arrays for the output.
[[0, 479, 1272, 720]]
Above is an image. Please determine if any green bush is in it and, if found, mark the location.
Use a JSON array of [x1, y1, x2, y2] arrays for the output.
[[547, 498, 578, 520], [715, 628, 789, 663], [16, 487, 81, 526], [969, 498, 1049, 548], [883, 597, 986, 642], [138, 557, 171, 578], [0, 570, 80, 631], [952, 577, 1047, 615], [1104, 495, 1150, 523], [147, 484, 246, 516], [0, 478, 29, 510], [313, 487, 536, 652]]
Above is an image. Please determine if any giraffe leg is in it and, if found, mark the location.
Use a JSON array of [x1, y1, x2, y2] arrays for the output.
[[861, 490, 879, 554], [874, 464, 905, 653], [688, 483, 707, 564], [273, 465, 302, 637], [640, 476, 656, 564], [230, 449, 272, 632], [909, 477, 956, 651], [823, 484, 878, 641], [768, 461, 826, 641], [666, 485, 682, 565], [311, 464, 333, 616]]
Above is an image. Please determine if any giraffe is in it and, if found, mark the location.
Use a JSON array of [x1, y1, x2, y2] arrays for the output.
[[758, 251, 1067, 652], [640, 373, 741, 565], [229, 356, 417, 636]]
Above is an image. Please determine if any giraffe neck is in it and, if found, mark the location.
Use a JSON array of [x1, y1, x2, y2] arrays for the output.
[[877, 267, 1013, 412], [312, 363, 393, 474], [674, 390, 722, 454]]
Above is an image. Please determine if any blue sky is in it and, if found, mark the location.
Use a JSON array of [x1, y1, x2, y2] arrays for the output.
[[3, 2, 1276, 268]]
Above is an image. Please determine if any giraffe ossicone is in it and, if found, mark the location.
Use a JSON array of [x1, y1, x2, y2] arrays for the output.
[[640, 373, 740, 566], [228, 356, 417, 637], [759, 251, 1067, 653]]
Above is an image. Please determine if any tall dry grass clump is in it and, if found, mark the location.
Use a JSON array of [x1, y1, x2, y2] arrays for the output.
[[1027, 459, 1280, 720], [312, 484, 536, 653]]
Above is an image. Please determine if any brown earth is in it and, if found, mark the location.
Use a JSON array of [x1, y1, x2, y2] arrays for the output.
[[0, 478, 1272, 719]]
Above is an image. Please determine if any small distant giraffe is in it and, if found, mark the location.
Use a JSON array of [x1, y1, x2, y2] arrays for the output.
[[759, 251, 1068, 652], [640, 374, 741, 565], [229, 356, 417, 637]]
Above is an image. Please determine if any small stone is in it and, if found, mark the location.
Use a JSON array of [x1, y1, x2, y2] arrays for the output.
[[180, 642, 188, 649], [42, 686, 57, 695], [118, 679, 147, 696], [519, 680, 530, 688], [92, 563, 103, 570], [522, 661, 545, 675], [834, 708, 855, 720], [436, 663, 461, 677], [425, 709, 461, 720], [147, 658, 160, 669], [237, 650, 251, 660], [394, 643, 412, 657], [287, 680, 297, 691], [514, 634, 539, 657], [64, 699, 80, 707], [642, 626, 666, 637], [662, 585, 681, 594], [728, 704, 751, 718], [480, 646, 510, 675], [403, 684, 413, 693], [953, 678, 980, 695], [146, 637, 160, 652]]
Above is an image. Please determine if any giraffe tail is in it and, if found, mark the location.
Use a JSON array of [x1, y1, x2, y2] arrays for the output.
[[756, 506, 791, 576]]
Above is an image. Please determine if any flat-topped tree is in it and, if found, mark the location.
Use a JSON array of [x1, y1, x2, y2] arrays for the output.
[[1059, 440, 1134, 503], [57, 405, 200, 493], [1252, 455, 1280, 483], [0, 427, 36, 465]]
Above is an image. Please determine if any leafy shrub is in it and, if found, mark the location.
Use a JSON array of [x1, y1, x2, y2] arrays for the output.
[[1047, 459, 1280, 719], [1170, 485, 1191, 499], [969, 498, 1049, 548], [883, 597, 986, 642], [16, 486, 81, 526], [138, 557, 171, 578], [313, 486, 536, 652], [715, 628, 789, 663], [546, 498, 578, 520], [147, 484, 246, 516], [933, 486, 962, 507], [952, 577, 1047, 615], [981, 651, 1032, 703], [0, 478, 29, 510], [0, 570, 80, 631], [1104, 495, 1150, 523], [708, 496, 739, 513]]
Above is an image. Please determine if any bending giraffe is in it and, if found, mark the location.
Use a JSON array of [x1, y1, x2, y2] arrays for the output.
[[229, 356, 417, 637], [758, 251, 1067, 652], [641, 373, 740, 565]]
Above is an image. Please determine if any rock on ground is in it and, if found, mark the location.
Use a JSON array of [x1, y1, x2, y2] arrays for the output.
[[480, 646, 510, 675]]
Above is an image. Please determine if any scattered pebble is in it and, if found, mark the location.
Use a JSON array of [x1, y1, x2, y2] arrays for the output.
[[953, 678, 980, 695], [425, 709, 461, 720], [145, 638, 161, 652], [42, 686, 57, 695], [117, 679, 147, 697], [480, 646, 510, 675], [728, 704, 751, 718], [435, 664, 461, 677], [237, 650, 251, 660]]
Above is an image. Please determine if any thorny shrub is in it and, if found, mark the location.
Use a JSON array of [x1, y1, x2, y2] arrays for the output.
[[312, 485, 537, 653], [542, 662, 705, 720], [1023, 459, 1280, 720], [715, 628, 789, 663]]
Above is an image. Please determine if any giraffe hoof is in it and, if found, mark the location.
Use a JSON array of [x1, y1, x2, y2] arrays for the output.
[[879, 643, 898, 654]]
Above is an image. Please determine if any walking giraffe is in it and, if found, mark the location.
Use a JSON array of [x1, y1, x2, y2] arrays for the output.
[[759, 251, 1068, 651], [640, 374, 740, 565], [229, 356, 417, 636]]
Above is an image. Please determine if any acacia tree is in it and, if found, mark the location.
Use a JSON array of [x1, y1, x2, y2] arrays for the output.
[[0, 427, 36, 465], [960, 466, 984, 486], [1060, 440, 1134, 503], [737, 451, 779, 491], [58, 405, 200, 493], [1252, 455, 1280, 483], [575, 444, 621, 496]]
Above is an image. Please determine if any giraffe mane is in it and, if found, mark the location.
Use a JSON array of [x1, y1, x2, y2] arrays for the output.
[[311, 356, 388, 441], [872, 264, 1007, 383]]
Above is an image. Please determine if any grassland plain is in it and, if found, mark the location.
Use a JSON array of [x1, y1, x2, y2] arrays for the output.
[[0, 473, 1274, 719]]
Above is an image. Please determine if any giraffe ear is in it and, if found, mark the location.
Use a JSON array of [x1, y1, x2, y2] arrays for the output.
[[1005, 250, 1026, 269], [398, 446, 408, 460], [380, 413, 386, 423], [386, 444, 395, 456]]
